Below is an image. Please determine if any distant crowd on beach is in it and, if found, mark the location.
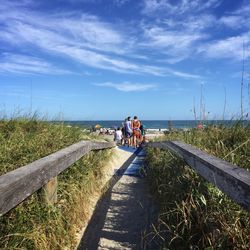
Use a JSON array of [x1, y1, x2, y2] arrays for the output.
[[114, 116, 146, 148]]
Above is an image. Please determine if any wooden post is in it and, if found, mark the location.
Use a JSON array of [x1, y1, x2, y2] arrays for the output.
[[41, 177, 58, 205]]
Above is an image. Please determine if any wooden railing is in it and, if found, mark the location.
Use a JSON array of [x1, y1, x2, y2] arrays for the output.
[[0, 140, 116, 216], [148, 141, 250, 212], [2, 140, 249, 216]]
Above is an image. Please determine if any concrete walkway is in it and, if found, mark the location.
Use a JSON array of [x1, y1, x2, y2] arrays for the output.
[[78, 147, 156, 250]]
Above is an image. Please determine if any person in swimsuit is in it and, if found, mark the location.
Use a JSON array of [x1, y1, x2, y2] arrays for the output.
[[132, 116, 141, 148]]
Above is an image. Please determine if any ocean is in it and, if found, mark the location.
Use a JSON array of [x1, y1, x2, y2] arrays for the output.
[[61, 120, 248, 129]]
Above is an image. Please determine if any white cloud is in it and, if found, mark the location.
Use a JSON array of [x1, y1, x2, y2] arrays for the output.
[[142, 0, 221, 15], [140, 1, 225, 64], [0, 11, 126, 54], [171, 70, 200, 79], [1, 0, 249, 74], [140, 0, 250, 63], [219, 4, 250, 30], [95, 82, 156, 92], [142, 0, 168, 14], [141, 25, 207, 63], [54, 15, 126, 54], [0, 0, 34, 9], [1, 10, 200, 77], [113, 0, 130, 6], [0, 2, 205, 78], [219, 16, 242, 29], [198, 32, 250, 60], [0, 7, 173, 76], [231, 4, 250, 15], [50, 44, 167, 75], [143, 27, 204, 49], [183, 15, 216, 32], [0, 53, 71, 75]]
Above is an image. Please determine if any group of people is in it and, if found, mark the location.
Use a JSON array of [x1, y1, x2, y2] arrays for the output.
[[114, 116, 146, 148]]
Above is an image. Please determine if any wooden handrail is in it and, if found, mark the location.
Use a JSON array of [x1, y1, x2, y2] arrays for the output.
[[0, 140, 116, 216], [148, 141, 250, 212]]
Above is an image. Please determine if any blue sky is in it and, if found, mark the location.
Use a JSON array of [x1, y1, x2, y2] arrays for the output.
[[0, 0, 250, 120]]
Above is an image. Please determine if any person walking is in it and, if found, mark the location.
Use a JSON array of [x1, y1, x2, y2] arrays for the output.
[[132, 116, 141, 148], [125, 116, 133, 146]]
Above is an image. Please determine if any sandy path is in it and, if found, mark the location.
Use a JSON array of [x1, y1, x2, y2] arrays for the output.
[[77, 148, 156, 250]]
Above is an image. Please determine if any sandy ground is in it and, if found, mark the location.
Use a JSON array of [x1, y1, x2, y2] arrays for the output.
[[77, 148, 157, 250], [145, 133, 165, 140], [100, 132, 165, 143]]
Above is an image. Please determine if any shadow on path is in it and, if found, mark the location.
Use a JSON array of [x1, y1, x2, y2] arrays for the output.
[[78, 147, 142, 250]]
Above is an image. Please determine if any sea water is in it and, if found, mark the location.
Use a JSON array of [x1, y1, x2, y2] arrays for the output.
[[61, 120, 248, 129]]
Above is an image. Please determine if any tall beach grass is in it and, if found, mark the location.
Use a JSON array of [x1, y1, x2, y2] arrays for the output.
[[0, 117, 113, 249], [145, 123, 250, 249]]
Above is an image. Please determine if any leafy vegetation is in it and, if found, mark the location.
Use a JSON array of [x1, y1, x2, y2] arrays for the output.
[[145, 123, 250, 249], [0, 118, 112, 249]]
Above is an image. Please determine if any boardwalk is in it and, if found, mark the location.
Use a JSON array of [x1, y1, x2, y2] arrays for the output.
[[78, 148, 156, 250]]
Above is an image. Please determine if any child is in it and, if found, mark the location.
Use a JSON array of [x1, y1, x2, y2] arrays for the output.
[[114, 127, 123, 144]]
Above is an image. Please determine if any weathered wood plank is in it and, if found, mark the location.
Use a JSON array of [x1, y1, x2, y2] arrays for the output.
[[148, 141, 250, 212], [0, 140, 115, 216], [40, 177, 58, 205]]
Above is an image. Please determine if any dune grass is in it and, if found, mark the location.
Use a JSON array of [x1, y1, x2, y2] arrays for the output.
[[161, 121, 250, 171], [0, 118, 112, 249], [145, 123, 250, 249]]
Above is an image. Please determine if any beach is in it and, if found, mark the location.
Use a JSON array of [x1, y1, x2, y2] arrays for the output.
[[97, 128, 165, 142]]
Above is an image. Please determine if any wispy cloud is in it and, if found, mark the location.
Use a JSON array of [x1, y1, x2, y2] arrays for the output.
[[1, 0, 248, 78], [113, 0, 131, 6], [170, 70, 201, 79], [0, 53, 72, 75], [230, 4, 250, 15], [141, 25, 206, 63], [219, 16, 242, 29], [198, 32, 250, 60], [139, 2, 217, 64], [142, 0, 221, 15], [0, 2, 205, 77], [143, 27, 204, 48], [0, 7, 169, 76], [95, 82, 156, 92], [140, 0, 250, 63], [219, 4, 250, 30]]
